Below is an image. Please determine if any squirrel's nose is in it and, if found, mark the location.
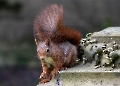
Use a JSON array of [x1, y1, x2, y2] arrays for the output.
[[41, 58, 44, 60], [40, 56, 45, 60]]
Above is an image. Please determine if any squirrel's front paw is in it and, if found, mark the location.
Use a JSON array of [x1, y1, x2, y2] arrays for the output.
[[39, 72, 46, 79], [39, 72, 51, 84], [39, 78, 51, 84]]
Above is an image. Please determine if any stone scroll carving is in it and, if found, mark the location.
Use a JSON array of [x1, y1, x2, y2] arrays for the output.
[[79, 27, 120, 69]]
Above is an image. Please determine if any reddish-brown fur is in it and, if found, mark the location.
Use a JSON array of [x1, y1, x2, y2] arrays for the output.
[[34, 4, 81, 84]]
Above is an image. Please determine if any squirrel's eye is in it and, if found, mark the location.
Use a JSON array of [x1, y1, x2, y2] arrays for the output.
[[46, 48, 49, 52]]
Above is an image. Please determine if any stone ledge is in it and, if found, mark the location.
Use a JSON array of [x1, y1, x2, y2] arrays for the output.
[[37, 63, 120, 86], [91, 27, 120, 44]]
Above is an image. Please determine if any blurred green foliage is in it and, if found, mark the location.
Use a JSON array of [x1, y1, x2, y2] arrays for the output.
[[15, 56, 31, 67], [0, 0, 22, 13], [102, 17, 113, 29], [14, 43, 36, 67], [0, 41, 37, 67]]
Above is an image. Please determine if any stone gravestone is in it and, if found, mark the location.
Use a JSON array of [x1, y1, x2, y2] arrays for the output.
[[91, 27, 120, 44], [38, 27, 120, 86]]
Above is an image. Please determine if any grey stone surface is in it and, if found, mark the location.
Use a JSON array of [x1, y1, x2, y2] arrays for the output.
[[37, 63, 120, 86], [91, 27, 120, 44], [92, 27, 120, 36]]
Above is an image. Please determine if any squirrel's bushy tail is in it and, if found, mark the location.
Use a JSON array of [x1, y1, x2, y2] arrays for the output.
[[34, 4, 81, 46], [34, 4, 63, 42]]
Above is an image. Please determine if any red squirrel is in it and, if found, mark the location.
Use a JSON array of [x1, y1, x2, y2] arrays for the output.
[[34, 4, 81, 83]]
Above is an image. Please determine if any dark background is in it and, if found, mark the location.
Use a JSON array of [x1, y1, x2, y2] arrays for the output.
[[0, 0, 120, 86]]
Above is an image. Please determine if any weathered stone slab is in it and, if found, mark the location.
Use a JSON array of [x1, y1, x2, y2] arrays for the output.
[[91, 27, 120, 44], [37, 63, 120, 86]]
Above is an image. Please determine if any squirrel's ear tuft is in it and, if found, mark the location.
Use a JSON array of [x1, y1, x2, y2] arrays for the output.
[[45, 39, 51, 46], [35, 38, 38, 45], [34, 28, 41, 45]]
